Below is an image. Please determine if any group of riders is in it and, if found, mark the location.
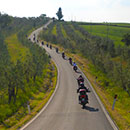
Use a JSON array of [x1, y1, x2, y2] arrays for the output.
[[47, 44, 89, 108], [36, 39, 89, 108], [77, 75, 89, 105], [68, 56, 89, 108]]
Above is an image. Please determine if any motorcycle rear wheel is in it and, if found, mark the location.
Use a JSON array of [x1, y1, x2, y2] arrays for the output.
[[82, 104, 86, 109]]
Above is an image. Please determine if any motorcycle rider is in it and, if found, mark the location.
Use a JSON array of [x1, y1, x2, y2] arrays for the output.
[[77, 75, 84, 86], [73, 62, 76, 66], [50, 45, 52, 49], [77, 84, 89, 104], [62, 52, 65, 59], [73, 62, 77, 72], [56, 47, 58, 53], [41, 41, 44, 45], [33, 37, 35, 41], [68, 57, 72, 65]]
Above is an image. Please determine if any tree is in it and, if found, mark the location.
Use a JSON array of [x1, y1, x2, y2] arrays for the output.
[[56, 7, 63, 20], [122, 33, 130, 46], [40, 14, 46, 17], [0, 13, 12, 29], [40, 14, 47, 21]]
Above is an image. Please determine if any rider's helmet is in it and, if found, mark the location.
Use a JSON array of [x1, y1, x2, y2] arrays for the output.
[[80, 82, 84, 87], [79, 75, 82, 78]]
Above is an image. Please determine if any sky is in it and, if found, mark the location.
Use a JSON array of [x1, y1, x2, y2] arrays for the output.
[[0, 0, 130, 23]]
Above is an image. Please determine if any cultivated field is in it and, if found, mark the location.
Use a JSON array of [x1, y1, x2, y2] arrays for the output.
[[80, 23, 130, 46]]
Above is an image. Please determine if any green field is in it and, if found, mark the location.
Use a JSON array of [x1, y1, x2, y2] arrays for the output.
[[81, 24, 130, 46], [111, 23, 130, 27]]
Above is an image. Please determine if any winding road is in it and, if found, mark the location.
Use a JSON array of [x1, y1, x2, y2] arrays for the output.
[[21, 20, 118, 130]]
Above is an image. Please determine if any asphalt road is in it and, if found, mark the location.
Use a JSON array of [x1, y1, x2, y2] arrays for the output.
[[21, 20, 118, 130]]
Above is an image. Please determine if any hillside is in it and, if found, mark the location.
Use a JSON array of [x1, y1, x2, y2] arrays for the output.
[[39, 21, 130, 130]]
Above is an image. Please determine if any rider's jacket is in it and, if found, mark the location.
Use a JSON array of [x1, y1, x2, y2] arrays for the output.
[[77, 77, 84, 83], [69, 58, 72, 61], [77, 86, 87, 93], [73, 63, 77, 66]]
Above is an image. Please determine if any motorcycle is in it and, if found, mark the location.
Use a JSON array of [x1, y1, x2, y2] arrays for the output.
[[50, 45, 52, 49], [69, 58, 72, 65], [80, 95, 88, 109], [77, 78, 84, 86], [41, 41, 44, 45], [77, 88, 89, 109], [73, 66, 78, 72], [33, 37, 35, 41], [62, 53, 65, 59], [77, 80, 84, 87], [56, 48, 58, 53]]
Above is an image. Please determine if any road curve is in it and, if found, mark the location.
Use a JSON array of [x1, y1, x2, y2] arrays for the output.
[[21, 21, 118, 130]]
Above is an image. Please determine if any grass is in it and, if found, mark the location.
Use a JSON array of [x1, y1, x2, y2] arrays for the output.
[[111, 23, 130, 27], [81, 24, 130, 46], [52, 25, 57, 36], [88, 64, 130, 130], [5, 34, 31, 63]]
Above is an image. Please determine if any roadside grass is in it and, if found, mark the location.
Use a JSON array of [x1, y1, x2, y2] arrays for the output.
[[81, 25, 130, 46], [5, 34, 31, 63], [52, 25, 57, 36], [0, 61, 57, 130], [0, 128, 6, 130]]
